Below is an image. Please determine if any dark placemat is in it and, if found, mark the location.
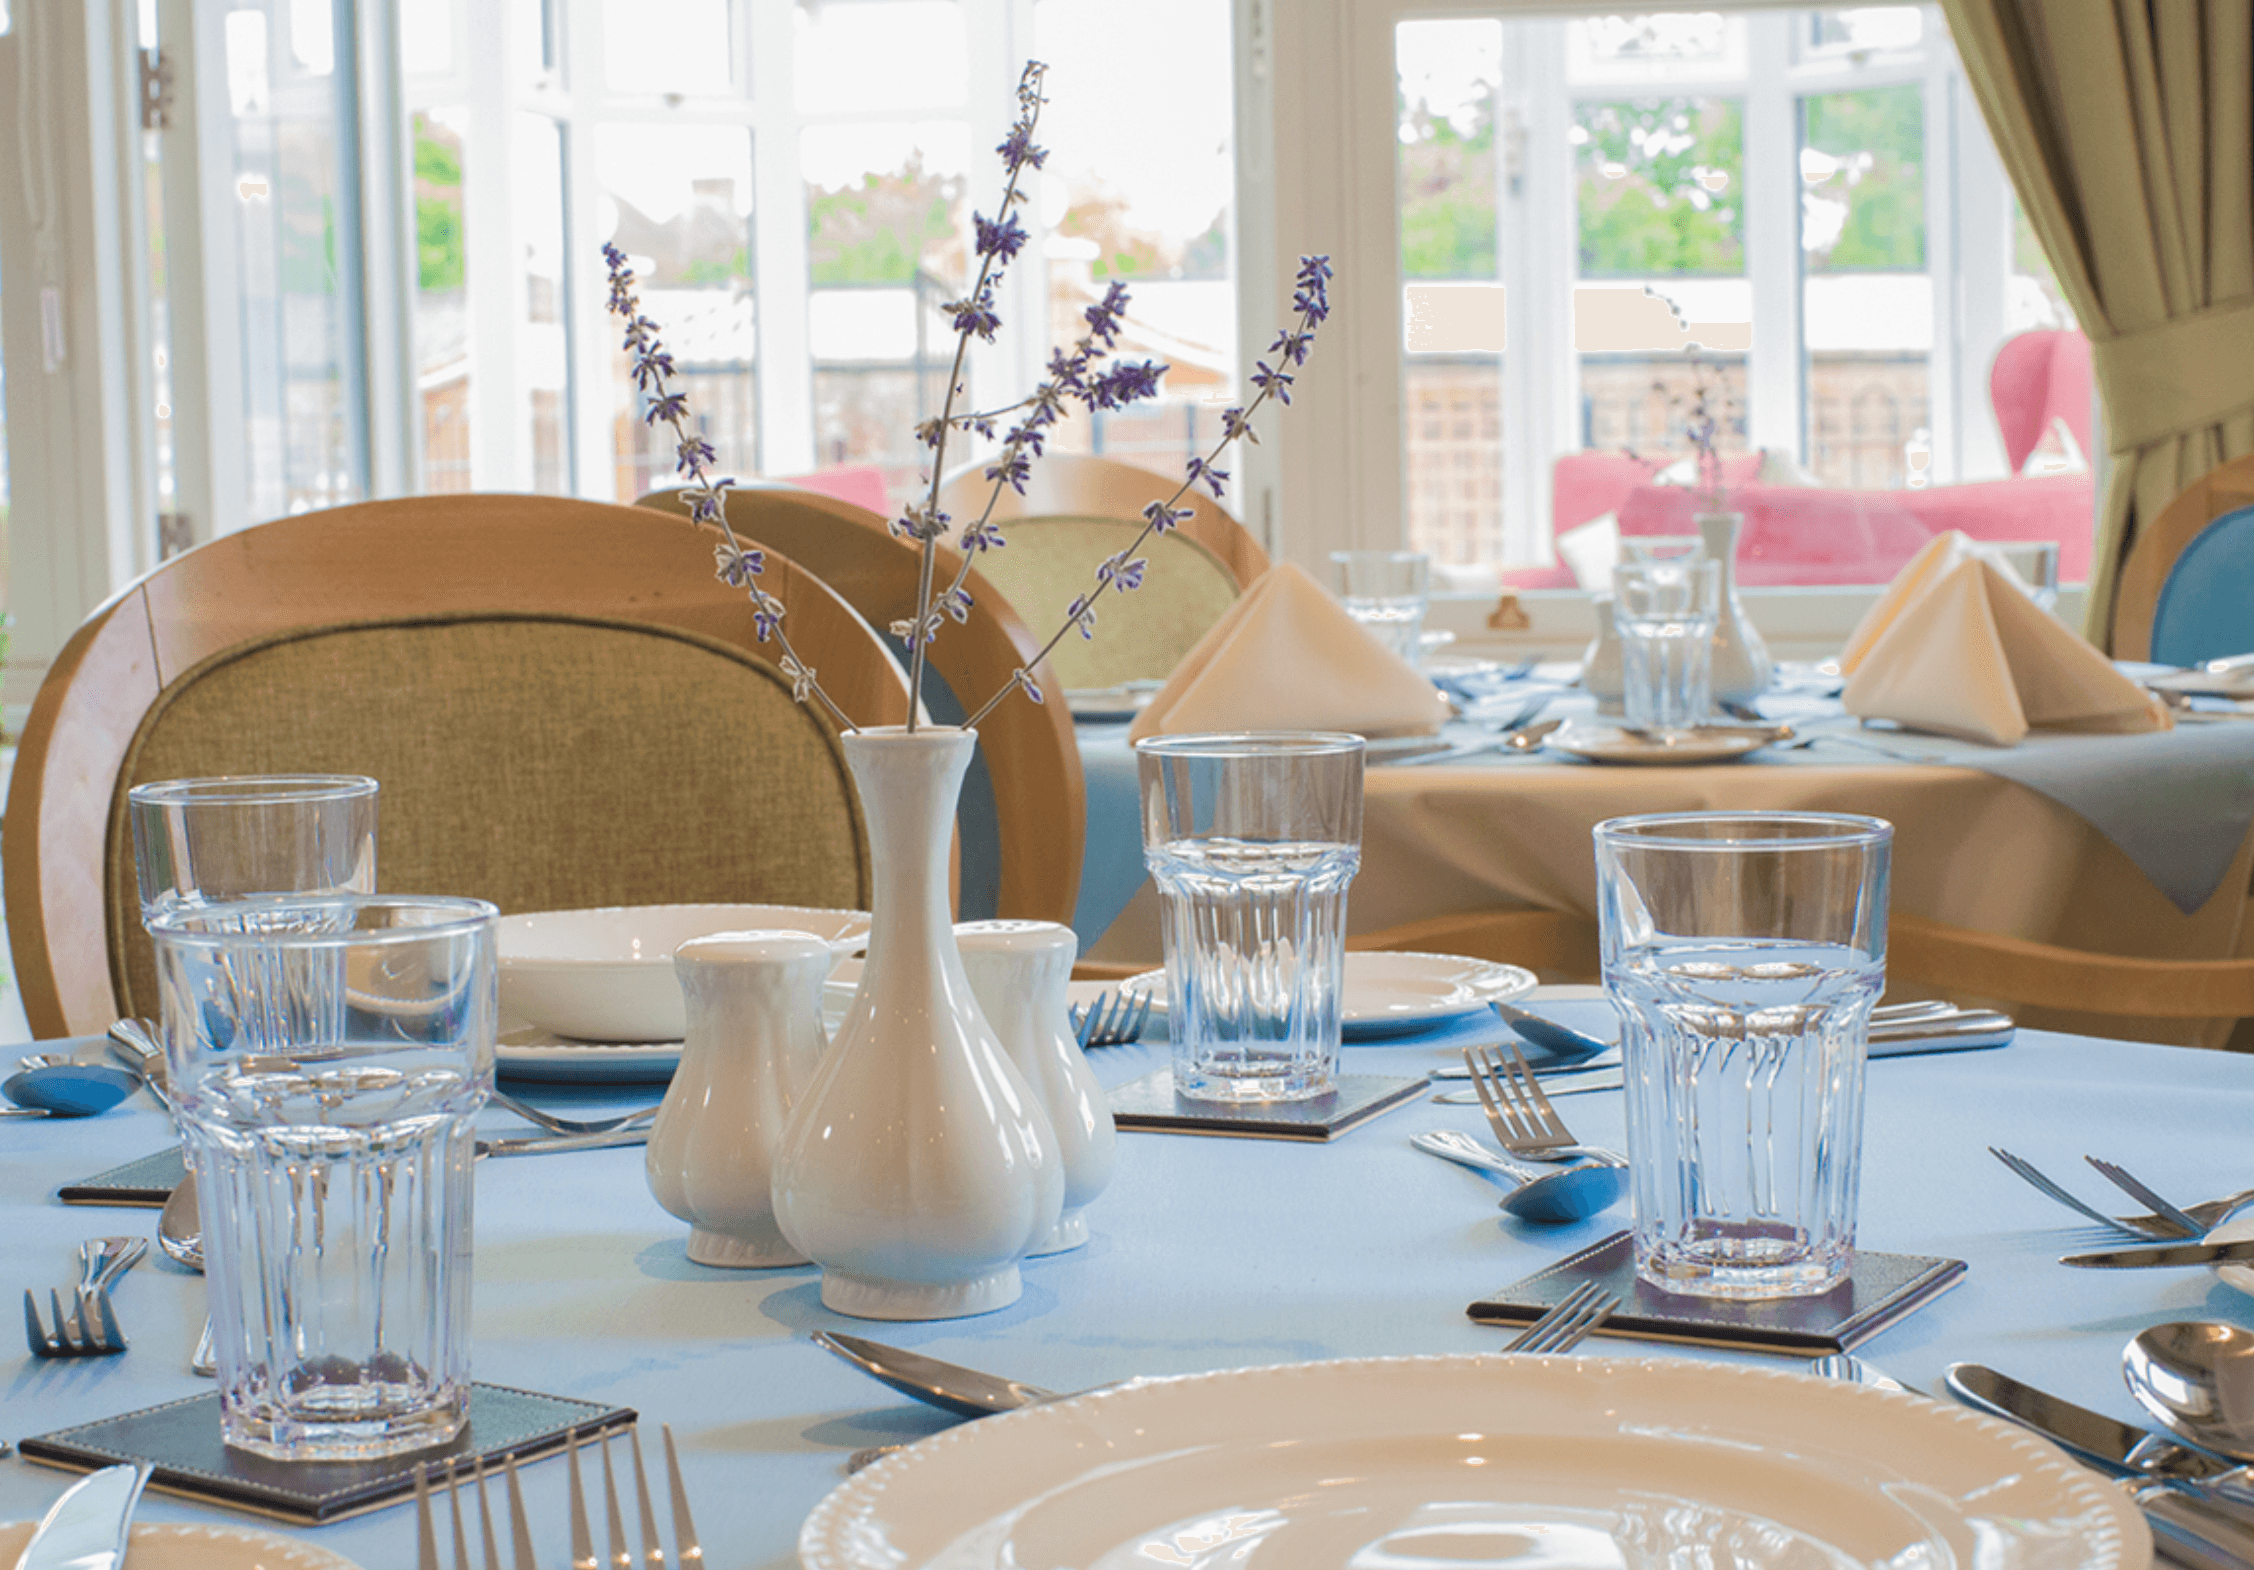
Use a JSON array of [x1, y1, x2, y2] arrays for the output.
[[58, 1145, 187, 1207], [1109, 1068, 1428, 1142], [17, 1382, 635, 1525], [1469, 1230, 1966, 1355]]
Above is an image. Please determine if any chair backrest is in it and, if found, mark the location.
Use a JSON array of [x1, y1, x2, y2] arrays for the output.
[[635, 483, 1085, 927], [2149, 505, 2254, 667], [5, 493, 910, 1038], [937, 451, 1270, 590], [2114, 454, 2254, 659], [1989, 330, 2094, 474]]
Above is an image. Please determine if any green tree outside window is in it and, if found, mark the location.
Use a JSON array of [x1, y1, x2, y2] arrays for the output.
[[1575, 97, 1744, 277]]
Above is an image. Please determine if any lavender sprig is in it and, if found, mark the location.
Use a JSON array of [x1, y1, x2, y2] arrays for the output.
[[603, 241, 854, 730], [961, 254, 1334, 729]]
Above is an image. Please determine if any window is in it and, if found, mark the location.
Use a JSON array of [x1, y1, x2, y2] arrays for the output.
[[1386, 7, 2091, 596]]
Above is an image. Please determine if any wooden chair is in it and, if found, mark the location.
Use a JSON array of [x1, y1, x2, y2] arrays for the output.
[[1888, 914, 2254, 1030], [635, 483, 1085, 927], [935, 453, 1271, 689], [5, 493, 911, 1039], [2113, 454, 2254, 660]]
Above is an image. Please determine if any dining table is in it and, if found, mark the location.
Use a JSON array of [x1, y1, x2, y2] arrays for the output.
[[1073, 665, 2254, 1046], [4, 992, 2254, 1569]]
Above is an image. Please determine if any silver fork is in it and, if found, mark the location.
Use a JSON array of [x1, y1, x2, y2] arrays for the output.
[[2084, 1158, 2214, 1237], [490, 1087, 663, 1138], [1462, 1043, 1624, 1164], [23, 1237, 147, 1358], [1988, 1147, 2227, 1240], [568, 1424, 703, 1570], [415, 1455, 537, 1570], [1500, 1280, 1621, 1353], [1070, 989, 1153, 1048]]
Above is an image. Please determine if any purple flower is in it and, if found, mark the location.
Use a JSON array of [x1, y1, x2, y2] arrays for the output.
[[944, 586, 974, 623], [1086, 359, 1165, 410], [1018, 668, 1044, 704], [676, 433, 717, 473], [985, 451, 1032, 494], [713, 542, 764, 586], [1066, 594, 1098, 639], [646, 390, 690, 425], [960, 518, 1006, 552], [632, 349, 678, 391], [1250, 360, 1294, 405], [1221, 405, 1259, 444], [1142, 500, 1189, 533], [947, 288, 1003, 342], [1084, 281, 1131, 346], [974, 211, 1029, 261], [997, 123, 1048, 171], [1186, 456, 1229, 499], [1107, 555, 1147, 592]]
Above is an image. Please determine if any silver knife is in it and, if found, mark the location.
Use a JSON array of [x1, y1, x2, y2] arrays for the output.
[[2062, 1239, 2254, 1269], [13, 1461, 151, 1570], [1946, 1364, 2254, 1570], [474, 1125, 653, 1159]]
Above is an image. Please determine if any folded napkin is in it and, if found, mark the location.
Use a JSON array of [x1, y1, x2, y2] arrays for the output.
[[1842, 532, 2169, 746], [1127, 561, 1451, 742]]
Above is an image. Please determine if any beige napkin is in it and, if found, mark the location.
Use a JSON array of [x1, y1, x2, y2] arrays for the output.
[[1842, 536, 2169, 746], [1127, 561, 1450, 742]]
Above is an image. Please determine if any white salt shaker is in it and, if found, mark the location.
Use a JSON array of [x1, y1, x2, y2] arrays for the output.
[[955, 919, 1117, 1255], [645, 930, 831, 1267], [1581, 591, 1625, 715]]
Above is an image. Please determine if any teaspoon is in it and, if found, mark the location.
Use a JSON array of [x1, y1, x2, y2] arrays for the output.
[[2, 1061, 139, 1118], [159, 1174, 204, 1272], [1411, 1130, 1627, 1223], [2126, 1321, 2254, 1462]]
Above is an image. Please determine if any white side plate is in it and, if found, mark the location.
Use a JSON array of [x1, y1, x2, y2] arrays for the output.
[[0, 1522, 363, 1570], [801, 1354, 2147, 1570], [1547, 722, 1778, 765], [1121, 951, 1535, 1038]]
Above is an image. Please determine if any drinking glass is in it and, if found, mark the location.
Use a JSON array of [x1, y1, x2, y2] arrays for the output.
[[1618, 535, 1704, 566], [148, 894, 497, 1460], [129, 775, 380, 921], [1330, 550, 1431, 663], [1135, 733, 1364, 1101], [1980, 540, 2063, 611], [1613, 558, 1720, 737], [1595, 812, 1892, 1299]]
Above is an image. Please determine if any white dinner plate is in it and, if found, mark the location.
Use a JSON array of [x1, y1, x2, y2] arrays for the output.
[[1546, 721, 1780, 765], [1121, 951, 1535, 1038], [0, 1521, 362, 1569], [800, 1353, 2148, 1570]]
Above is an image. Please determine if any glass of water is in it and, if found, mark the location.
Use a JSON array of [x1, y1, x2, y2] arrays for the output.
[[129, 775, 379, 921], [1135, 733, 1364, 1101], [148, 894, 497, 1460], [1978, 539, 2063, 611], [1330, 549, 1431, 663], [1595, 812, 1892, 1300], [1613, 557, 1720, 738]]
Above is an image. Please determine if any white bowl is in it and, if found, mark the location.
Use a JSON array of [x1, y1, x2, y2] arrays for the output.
[[497, 903, 870, 1042]]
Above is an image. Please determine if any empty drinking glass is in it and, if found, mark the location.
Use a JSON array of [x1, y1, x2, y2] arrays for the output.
[[1980, 540, 2063, 611], [129, 775, 379, 921], [149, 894, 496, 1460], [1595, 812, 1892, 1299], [1613, 558, 1720, 737], [1136, 733, 1364, 1101], [1330, 550, 1431, 663]]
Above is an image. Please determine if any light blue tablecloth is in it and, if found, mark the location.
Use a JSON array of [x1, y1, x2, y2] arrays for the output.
[[4, 1013, 2254, 1568]]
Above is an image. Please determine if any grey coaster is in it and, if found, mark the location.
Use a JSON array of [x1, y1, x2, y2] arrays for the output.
[[1109, 1068, 1429, 1142], [1469, 1230, 1967, 1356], [18, 1383, 636, 1525], [58, 1145, 187, 1207]]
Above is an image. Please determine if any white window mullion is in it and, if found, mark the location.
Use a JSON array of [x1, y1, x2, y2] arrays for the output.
[[750, 0, 813, 477], [351, 0, 416, 497], [1920, 33, 1959, 484], [1508, 20, 1570, 569], [462, 1, 523, 487], [562, 6, 611, 498], [1741, 11, 1802, 461], [1951, 58, 2012, 481]]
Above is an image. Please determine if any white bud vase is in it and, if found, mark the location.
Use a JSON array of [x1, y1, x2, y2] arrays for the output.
[[1695, 512, 1774, 704], [645, 931, 829, 1268], [955, 919, 1117, 1255], [771, 727, 1063, 1320]]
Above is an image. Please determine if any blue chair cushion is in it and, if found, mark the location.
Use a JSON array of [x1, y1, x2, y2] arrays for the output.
[[2152, 504, 2254, 667]]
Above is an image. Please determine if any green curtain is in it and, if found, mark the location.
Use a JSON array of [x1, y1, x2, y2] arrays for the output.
[[1942, 0, 2254, 649]]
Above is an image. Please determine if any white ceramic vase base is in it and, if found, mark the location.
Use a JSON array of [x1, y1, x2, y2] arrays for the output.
[[1028, 1209, 1090, 1257], [686, 1226, 807, 1269], [819, 1265, 1022, 1321]]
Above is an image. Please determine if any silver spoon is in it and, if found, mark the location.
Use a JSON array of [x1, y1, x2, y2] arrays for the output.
[[159, 1174, 204, 1271], [1490, 1001, 1611, 1062], [1411, 1130, 1627, 1223], [2126, 1321, 2254, 1461], [812, 1330, 1063, 1419]]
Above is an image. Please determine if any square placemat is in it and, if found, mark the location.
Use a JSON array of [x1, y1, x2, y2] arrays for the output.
[[1468, 1231, 1966, 1355], [58, 1145, 187, 1207], [17, 1383, 636, 1525], [1109, 1068, 1428, 1141]]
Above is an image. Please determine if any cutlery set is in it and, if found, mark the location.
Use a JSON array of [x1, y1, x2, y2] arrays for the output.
[[1990, 1146, 2254, 1262], [413, 1424, 702, 1570]]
